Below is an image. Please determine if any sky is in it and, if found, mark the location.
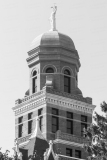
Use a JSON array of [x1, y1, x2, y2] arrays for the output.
[[0, 0, 107, 155]]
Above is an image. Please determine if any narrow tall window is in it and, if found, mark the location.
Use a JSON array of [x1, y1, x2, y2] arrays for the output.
[[64, 69, 71, 93], [28, 112, 33, 134], [39, 116, 43, 131], [75, 150, 81, 158], [32, 70, 37, 93], [66, 112, 73, 134], [38, 108, 43, 131], [52, 108, 59, 133], [81, 115, 87, 137], [38, 108, 43, 116], [66, 148, 72, 157], [18, 116, 23, 138]]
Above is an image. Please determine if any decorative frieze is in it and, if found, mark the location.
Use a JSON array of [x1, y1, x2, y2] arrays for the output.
[[18, 134, 31, 144], [55, 130, 88, 145], [13, 87, 95, 116], [46, 93, 94, 114]]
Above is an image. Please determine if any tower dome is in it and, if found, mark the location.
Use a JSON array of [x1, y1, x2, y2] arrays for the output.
[[30, 31, 76, 51]]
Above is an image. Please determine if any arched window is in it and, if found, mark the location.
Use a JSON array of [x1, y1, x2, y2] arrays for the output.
[[32, 70, 37, 93], [64, 69, 71, 93], [46, 67, 54, 73]]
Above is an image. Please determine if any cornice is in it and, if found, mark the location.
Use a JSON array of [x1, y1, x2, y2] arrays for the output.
[[13, 88, 95, 116], [46, 93, 95, 114], [14, 97, 46, 116]]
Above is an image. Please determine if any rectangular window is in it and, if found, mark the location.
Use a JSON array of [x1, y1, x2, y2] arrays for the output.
[[18, 124, 23, 138], [67, 120, 73, 134], [66, 148, 72, 157], [18, 116, 23, 138], [81, 115, 87, 137], [81, 123, 87, 137], [38, 108, 43, 131], [28, 112, 33, 120], [64, 76, 70, 93], [66, 112, 73, 134], [52, 116, 59, 133], [33, 77, 37, 93], [28, 120, 32, 134], [67, 112, 73, 119], [81, 115, 87, 122], [28, 112, 33, 134], [18, 116, 23, 124], [38, 108, 43, 116], [75, 150, 81, 158], [52, 108, 58, 115], [52, 108, 59, 133], [39, 116, 43, 131]]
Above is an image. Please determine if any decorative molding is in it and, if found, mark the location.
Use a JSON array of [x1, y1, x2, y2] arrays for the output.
[[13, 88, 95, 116], [54, 139, 83, 148], [46, 93, 94, 114], [14, 97, 46, 116], [55, 131, 88, 145]]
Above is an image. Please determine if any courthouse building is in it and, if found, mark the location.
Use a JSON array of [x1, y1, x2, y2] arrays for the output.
[[12, 6, 95, 160]]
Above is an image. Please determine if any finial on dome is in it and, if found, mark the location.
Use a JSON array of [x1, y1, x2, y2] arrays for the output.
[[49, 4, 57, 31]]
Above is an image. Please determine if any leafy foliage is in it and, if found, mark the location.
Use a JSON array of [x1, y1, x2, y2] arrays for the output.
[[84, 101, 107, 160], [0, 148, 13, 160]]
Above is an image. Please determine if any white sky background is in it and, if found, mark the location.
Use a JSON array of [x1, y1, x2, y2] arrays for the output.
[[0, 0, 107, 155]]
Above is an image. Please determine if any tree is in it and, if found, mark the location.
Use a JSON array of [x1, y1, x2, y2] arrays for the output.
[[84, 101, 107, 160], [0, 148, 13, 160]]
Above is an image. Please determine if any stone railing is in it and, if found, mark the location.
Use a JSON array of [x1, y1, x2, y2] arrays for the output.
[[15, 86, 92, 107], [55, 130, 88, 144], [15, 89, 46, 106], [18, 134, 31, 144], [57, 154, 86, 160]]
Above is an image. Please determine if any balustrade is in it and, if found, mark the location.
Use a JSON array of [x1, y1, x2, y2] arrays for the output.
[[57, 154, 86, 160], [55, 130, 88, 144]]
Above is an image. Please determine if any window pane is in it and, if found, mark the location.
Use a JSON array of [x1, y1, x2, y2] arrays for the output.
[[52, 117, 58, 125], [52, 116, 58, 133], [32, 70, 37, 77], [19, 124, 23, 137], [64, 70, 70, 75], [67, 128, 72, 134], [28, 113, 33, 120], [81, 115, 87, 122], [67, 121, 71, 128], [66, 148, 72, 157], [52, 125, 57, 133], [52, 108, 58, 115], [46, 68, 54, 73], [67, 120, 73, 134], [40, 116, 43, 131], [64, 77, 69, 85], [67, 112, 73, 119], [64, 76, 70, 93], [33, 77, 37, 93], [81, 123, 87, 130], [38, 108, 43, 116], [64, 86, 69, 93], [19, 117, 23, 123], [28, 120, 32, 134], [81, 123, 87, 136], [75, 150, 81, 158]]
